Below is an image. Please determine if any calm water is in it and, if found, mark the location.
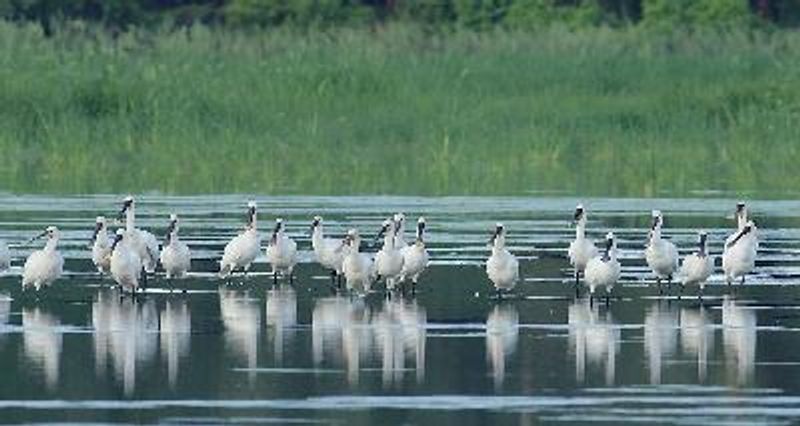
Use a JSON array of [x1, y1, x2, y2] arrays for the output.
[[2, 195, 800, 425]]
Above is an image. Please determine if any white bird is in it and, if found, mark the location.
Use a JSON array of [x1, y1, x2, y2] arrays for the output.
[[374, 218, 405, 291], [310, 216, 345, 282], [265, 218, 298, 283], [22, 226, 64, 291], [160, 214, 191, 280], [0, 238, 10, 272], [341, 229, 374, 295], [110, 229, 142, 293], [485, 223, 519, 295], [399, 217, 430, 292], [723, 220, 757, 285], [568, 204, 598, 289], [679, 231, 714, 298], [219, 201, 261, 278], [644, 210, 679, 291], [90, 216, 112, 275], [585, 232, 621, 304], [117, 196, 160, 275]]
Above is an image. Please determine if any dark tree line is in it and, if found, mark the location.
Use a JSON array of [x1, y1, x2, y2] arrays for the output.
[[1, 0, 799, 35]]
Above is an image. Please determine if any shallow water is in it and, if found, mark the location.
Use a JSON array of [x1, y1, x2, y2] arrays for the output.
[[1, 195, 800, 425]]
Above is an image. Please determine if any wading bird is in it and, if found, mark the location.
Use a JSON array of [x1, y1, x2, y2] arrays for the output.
[[117, 196, 160, 277], [679, 231, 714, 299], [91, 216, 112, 275], [265, 218, 298, 283], [160, 214, 191, 280], [110, 229, 142, 294], [22, 226, 64, 291], [568, 204, 598, 293], [374, 218, 405, 292], [585, 232, 621, 305], [486, 223, 519, 296], [220, 201, 261, 279], [723, 220, 757, 285], [342, 229, 374, 295], [645, 210, 679, 292], [310, 216, 345, 284], [399, 217, 430, 293]]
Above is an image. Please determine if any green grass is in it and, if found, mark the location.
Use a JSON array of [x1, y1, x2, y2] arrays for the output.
[[1, 22, 799, 197]]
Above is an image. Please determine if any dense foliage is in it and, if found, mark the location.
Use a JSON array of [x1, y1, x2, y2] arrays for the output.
[[1, 0, 799, 34], [1, 23, 798, 196]]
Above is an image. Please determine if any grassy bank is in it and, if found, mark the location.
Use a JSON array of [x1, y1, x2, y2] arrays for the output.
[[1, 22, 799, 196]]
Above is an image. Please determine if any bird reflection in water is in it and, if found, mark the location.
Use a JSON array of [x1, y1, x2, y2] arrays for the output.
[[219, 287, 261, 386], [374, 298, 427, 389], [568, 299, 619, 386], [265, 285, 297, 365], [22, 306, 62, 391], [644, 301, 679, 385], [160, 298, 191, 390], [680, 305, 713, 382], [722, 296, 757, 386], [92, 291, 159, 397], [486, 304, 518, 391], [312, 296, 427, 387], [0, 293, 10, 346]]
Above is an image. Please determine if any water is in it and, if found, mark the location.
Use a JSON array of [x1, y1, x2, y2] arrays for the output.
[[2, 195, 800, 425]]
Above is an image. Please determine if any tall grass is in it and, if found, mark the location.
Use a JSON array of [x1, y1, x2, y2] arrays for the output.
[[1, 22, 799, 196]]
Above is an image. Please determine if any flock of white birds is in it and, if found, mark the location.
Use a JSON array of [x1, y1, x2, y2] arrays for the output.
[[0, 198, 758, 302]]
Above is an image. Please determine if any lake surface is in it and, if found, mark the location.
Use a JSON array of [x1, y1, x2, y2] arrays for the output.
[[2, 195, 800, 425]]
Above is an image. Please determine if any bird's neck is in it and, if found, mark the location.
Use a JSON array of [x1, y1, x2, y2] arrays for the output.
[[312, 227, 324, 245], [575, 220, 586, 239], [650, 228, 662, 242], [493, 236, 506, 252], [383, 234, 394, 249], [126, 207, 135, 232], [44, 238, 58, 251]]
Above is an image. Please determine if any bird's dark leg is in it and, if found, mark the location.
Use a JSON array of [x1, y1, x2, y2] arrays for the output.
[[678, 283, 683, 300]]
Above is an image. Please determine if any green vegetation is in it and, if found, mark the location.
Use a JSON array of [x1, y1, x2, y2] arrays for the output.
[[1, 22, 799, 196]]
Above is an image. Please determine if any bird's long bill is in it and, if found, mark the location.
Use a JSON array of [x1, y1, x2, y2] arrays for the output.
[[309, 218, 320, 236], [246, 206, 256, 227], [117, 200, 132, 221], [90, 222, 102, 244], [573, 208, 583, 224], [164, 220, 176, 245], [374, 225, 387, 244], [111, 233, 123, 251], [417, 221, 426, 241], [650, 216, 659, 231], [488, 227, 500, 245], [603, 237, 613, 261], [270, 222, 281, 244], [699, 233, 708, 256], [727, 226, 751, 248], [27, 230, 47, 244]]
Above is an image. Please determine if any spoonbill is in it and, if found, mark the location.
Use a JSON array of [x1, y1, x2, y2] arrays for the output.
[[585, 232, 621, 305], [160, 214, 191, 281], [644, 210, 679, 292], [679, 231, 714, 299], [220, 201, 261, 279], [22, 226, 64, 291], [265, 218, 298, 283], [486, 223, 519, 296], [568, 204, 598, 292], [399, 217, 430, 293], [91, 216, 112, 275]]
